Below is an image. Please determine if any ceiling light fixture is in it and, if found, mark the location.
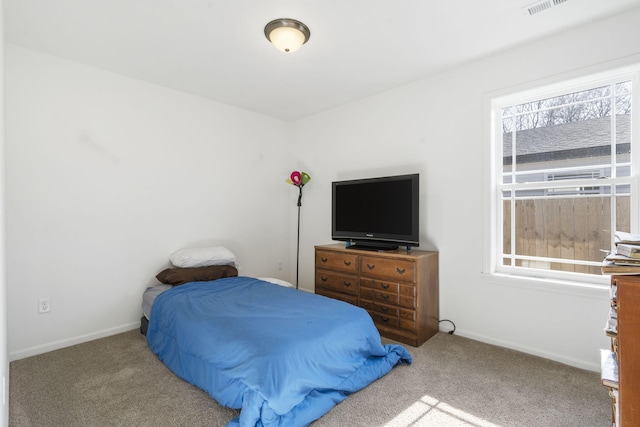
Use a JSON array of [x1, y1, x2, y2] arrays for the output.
[[264, 18, 310, 53]]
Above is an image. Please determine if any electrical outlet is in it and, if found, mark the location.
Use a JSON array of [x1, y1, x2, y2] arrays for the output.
[[38, 297, 51, 314]]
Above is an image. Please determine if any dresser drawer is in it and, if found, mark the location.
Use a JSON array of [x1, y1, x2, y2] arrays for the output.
[[373, 301, 399, 317], [399, 284, 417, 309], [361, 277, 410, 295], [361, 256, 416, 283], [399, 295, 416, 309], [316, 288, 359, 306], [370, 312, 400, 328], [373, 289, 399, 305], [315, 271, 359, 296], [360, 298, 373, 311], [361, 278, 374, 288], [360, 287, 373, 299], [399, 309, 416, 333], [371, 280, 399, 294], [316, 250, 359, 274]]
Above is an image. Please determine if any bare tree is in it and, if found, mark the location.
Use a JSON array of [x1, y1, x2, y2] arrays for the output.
[[502, 83, 630, 133]]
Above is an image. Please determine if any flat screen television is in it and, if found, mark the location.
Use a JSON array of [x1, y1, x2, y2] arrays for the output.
[[332, 173, 419, 250]]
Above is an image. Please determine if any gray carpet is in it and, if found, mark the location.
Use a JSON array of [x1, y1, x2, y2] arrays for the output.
[[9, 330, 609, 426]]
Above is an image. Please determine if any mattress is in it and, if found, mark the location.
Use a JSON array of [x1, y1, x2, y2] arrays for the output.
[[146, 277, 411, 426]]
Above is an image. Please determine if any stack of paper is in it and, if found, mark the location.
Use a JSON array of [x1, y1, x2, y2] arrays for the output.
[[600, 349, 619, 389], [602, 231, 640, 275]]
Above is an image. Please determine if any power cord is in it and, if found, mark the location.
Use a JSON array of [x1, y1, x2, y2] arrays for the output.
[[439, 319, 456, 335]]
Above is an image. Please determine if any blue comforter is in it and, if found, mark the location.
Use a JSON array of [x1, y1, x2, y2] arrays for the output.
[[146, 277, 411, 427]]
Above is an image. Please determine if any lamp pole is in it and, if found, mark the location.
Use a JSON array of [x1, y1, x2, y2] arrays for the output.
[[296, 185, 302, 289]]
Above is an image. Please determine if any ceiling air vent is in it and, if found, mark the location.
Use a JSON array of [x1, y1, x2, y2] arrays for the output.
[[524, 0, 569, 16]]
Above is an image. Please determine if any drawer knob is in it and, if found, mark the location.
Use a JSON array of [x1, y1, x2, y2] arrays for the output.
[[367, 264, 375, 270], [321, 257, 328, 263], [396, 268, 406, 274], [381, 316, 390, 323], [344, 260, 351, 266], [381, 306, 389, 313], [320, 276, 328, 282], [381, 283, 390, 289], [381, 294, 389, 300], [343, 281, 352, 287]]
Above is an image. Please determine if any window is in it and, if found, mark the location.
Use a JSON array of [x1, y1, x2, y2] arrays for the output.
[[491, 69, 638, 282]]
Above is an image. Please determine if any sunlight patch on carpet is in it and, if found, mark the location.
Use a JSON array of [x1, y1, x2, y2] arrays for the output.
[[384, 395, 501, 427]]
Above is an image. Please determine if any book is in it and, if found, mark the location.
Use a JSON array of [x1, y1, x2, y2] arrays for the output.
[[601, 261, 640, 275], [610, 389, 619, 426], [610, 281, 617, 300], [614, 231, 640, 245], [604, 306, 618, 335], [600, 349, 618, 389], [616, 243, 640, 258], [605, 253, 640, 265]]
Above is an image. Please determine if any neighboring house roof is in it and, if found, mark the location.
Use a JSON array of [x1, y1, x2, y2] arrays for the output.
[[503, 114, 630, 165]]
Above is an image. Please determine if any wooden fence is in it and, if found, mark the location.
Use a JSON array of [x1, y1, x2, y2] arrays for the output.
[[503, 197, 630, 275]]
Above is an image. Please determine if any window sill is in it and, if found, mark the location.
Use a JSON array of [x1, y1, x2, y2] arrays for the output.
[[481, 271, 610, 299]]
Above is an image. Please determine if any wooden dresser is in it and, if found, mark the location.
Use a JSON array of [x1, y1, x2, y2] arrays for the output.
[[314, 244, 439, 347], [607, 275, 640, 426]]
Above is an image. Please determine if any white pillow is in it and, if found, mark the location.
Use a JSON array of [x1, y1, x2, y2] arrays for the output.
[[170, 246, 236, 268], [258, 277, 295, 288]]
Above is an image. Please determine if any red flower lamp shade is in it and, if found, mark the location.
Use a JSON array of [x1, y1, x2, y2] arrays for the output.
[[287, 171, 310, 207], [286, 171, 311, 187]]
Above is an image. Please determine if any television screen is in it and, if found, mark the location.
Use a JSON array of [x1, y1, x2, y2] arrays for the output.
[[332, 173, 419, 250]]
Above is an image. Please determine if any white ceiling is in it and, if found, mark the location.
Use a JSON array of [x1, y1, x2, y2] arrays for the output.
[[5, 0, 640, 121]]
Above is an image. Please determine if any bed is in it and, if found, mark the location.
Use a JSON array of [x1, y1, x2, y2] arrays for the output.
[[143, 275, 412, 427]]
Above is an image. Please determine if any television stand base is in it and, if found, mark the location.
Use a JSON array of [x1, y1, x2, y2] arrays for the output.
[[345, 241, 399, 251]]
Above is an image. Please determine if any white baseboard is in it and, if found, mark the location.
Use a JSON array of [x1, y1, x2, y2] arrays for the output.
[[9, 322, 599, 372], [448, 328, 599, 372], [9, 322, 140, 361]]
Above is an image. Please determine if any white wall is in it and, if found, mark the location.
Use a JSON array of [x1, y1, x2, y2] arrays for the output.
[[5, 45, 294, 359], [0, 0, 9, 424], [292, 8, 640, 370], [6, 7, 640, 371]]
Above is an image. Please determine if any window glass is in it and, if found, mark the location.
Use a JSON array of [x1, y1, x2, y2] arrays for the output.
[[494, 72, 636, 281]]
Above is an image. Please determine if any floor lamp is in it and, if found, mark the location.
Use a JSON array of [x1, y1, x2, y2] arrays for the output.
[[287, 171, 310, 289]]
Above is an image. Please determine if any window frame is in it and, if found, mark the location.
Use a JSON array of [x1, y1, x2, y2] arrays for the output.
[[486, 66, 640, 287]]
